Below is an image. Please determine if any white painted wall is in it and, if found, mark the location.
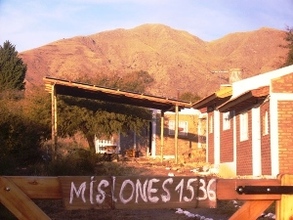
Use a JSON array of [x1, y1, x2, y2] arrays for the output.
[[232, 65, 293, 97]]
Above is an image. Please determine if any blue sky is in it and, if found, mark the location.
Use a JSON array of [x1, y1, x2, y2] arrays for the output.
[[0, 0, 292, 52]]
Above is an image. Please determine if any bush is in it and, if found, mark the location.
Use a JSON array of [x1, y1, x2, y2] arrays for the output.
[[0, 100, 48, 175]]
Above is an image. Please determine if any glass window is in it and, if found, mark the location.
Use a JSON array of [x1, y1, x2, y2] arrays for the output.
[[223, 111, 231, 130], [240, 112, 248, 141]]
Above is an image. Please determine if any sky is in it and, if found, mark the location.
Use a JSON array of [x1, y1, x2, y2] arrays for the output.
[[0, 0, 293, 52]]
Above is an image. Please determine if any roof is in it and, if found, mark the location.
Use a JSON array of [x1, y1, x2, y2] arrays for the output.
[[218, 86, 269, 112], [192, 86, 232, 110], [43, 76, 192, 112], [231, 65, 293, 97]]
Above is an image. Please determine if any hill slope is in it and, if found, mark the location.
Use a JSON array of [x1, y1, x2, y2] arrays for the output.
[[20, 24, 289, 98]]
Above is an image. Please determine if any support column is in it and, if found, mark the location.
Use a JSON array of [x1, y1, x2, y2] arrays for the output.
[[175, 105, 179, 164], [160, 111, 164, 163], [51, 84, 57, 161]]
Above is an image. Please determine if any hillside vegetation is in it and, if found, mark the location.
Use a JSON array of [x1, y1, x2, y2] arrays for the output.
[[20, 24, 288, 98]]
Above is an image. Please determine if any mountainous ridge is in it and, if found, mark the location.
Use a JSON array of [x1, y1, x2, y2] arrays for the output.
[[20, 24, 289, 98]]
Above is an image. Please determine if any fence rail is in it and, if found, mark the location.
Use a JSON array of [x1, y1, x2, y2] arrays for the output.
[[1, 174, 293, 219]]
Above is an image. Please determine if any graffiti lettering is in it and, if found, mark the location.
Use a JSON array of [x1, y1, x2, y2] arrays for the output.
[[63, 176, 216, 209]]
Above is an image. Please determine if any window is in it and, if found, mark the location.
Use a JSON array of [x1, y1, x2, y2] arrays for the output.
[[263, 110, 269, 135], [223, 111, 231, 130], [209, 115, 213, 133], [168, 120, 188, 136], [240, 112, 248, 141]]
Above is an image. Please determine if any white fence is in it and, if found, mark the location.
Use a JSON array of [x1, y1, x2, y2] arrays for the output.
[[95, 139, 118, 154]]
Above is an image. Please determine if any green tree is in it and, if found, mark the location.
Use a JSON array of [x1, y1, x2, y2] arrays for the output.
[[0, 98, 48, 174], [94, 70, 154, 93], [0, 41, 26, 92], [284, 27, 293, 66], [179, 91, 201, 103], [57, 71, 154, 152]]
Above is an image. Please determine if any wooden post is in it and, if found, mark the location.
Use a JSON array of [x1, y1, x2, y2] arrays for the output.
[[160, 111, 164, 163], [276, 174, 293, 219], [0, 177, 50, 220], [51, 84, 57, 161], [174, 105, 179, 164], [229, 200, 274, 220]]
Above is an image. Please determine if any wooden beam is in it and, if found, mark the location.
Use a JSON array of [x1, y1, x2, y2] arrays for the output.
[[8, 176, 62, 199], [51, 84, 57, 161], [217, 179, 281, 200], [0, 177, 51, 220], [174, 105, 179, 164], [229, 200, 274, 220], [160, 111, 164, 163], [276, 174, 293, 219]]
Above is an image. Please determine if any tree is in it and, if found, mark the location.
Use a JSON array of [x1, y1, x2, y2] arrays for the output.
[[284, 27, 293, 66], [0, 97, 49, 174], [0, 41, 26, 92], [179, 91, 201, 103], [56, 71, 154, 152]]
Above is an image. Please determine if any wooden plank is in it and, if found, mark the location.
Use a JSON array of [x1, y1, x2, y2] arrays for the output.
[[113, 176, 216, 209], [276, 174, 293, 219], [217, 179, 281, 200], [229, 200, 274, 220], [60, 176, 113, 210], [0, 177, 50, 220], [8, 176, 62, 199], [59, 176, 217, 210]]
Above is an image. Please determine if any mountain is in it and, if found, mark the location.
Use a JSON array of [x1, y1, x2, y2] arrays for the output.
[[20, 24, 289, 98]]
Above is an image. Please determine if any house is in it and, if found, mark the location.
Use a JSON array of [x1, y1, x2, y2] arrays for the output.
[[192, 65, 293, 177], [153, 108, 206, 163], [114, 108, 206, 164]]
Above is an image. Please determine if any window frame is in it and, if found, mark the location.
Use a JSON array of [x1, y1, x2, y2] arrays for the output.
[[239, 111, 248, 141]]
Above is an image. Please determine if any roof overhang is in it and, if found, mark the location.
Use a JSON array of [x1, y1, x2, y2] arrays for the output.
[[192, 86, 232, 110], [218, 86, 269, 112], [43, 76, 192, 112]]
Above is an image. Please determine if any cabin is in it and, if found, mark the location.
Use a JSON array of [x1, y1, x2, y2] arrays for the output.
[[104, 108, 206, 163], [192, 65, 293, 177], [153, 108, 206, 163]]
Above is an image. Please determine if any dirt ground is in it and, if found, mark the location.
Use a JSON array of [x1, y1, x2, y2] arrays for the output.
[[35, 157, 232, 220], [3, 157, 273, 220]]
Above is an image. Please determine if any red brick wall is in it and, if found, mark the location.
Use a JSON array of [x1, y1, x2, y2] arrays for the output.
[[272, 73, 293, 93], [220, 111, 234, 162], [272, 73, 293, 174], [236, 110, 253, 175], [278, 101, 293, 173], [260, 101, 271, 175]]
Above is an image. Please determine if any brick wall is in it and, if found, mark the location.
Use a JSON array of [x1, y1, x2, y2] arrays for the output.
[[220, 111, 234, 163], [236, 110, 253, 175], [272, 73, 293, 93], [272, 73, 293, 174], [155, 113, 205, 163], [278, 101, 293, 173]]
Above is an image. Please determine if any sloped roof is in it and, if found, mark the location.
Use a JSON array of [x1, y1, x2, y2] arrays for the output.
[[43, 76, 192, 112], [192, 86, 232, 110], [218, 86, 269, 112]]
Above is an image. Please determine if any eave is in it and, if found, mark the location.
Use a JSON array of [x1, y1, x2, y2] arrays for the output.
[[218, 86, 269, 112], [43, 76, 192, 112], [192, 86, 232, 110]]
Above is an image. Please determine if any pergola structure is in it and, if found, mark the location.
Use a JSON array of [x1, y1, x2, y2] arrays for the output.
[[43, 76, 192, 163]]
